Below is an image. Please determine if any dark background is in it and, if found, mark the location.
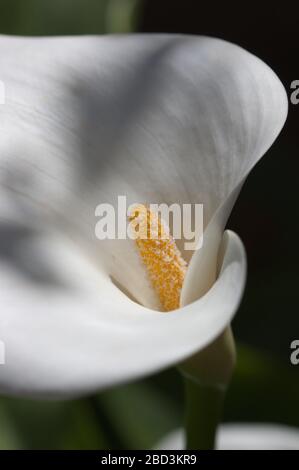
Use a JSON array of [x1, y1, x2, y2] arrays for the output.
[[0, 0, 298, 449]]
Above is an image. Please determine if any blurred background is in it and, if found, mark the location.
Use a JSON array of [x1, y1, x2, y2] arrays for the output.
[[0, 0, 298, 449]]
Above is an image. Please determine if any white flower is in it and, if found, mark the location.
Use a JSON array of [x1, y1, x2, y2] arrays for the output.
[[154, 424, 299, 450], [0, 35, 287, 397]]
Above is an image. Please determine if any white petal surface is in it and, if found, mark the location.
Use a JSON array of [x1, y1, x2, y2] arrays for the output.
[[0, 35, 287, 307], [154, 425, 299, 450], [0, 229, 245, 397], [0, 35, 287, 395]]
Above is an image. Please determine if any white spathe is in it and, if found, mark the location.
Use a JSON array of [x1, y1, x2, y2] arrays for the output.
[[0, 35, 287, 397]]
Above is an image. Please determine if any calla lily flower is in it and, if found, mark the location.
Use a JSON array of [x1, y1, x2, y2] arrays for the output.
[[155, 424, 299, 450], [0, 34, 287, 398]]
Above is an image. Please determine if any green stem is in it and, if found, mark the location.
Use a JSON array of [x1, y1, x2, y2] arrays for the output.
[[180, 328, 235, 450], [184, 377, 225, 450]]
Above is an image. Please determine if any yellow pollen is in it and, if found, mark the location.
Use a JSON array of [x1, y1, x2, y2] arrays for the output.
[[128, 204, 187, 312]]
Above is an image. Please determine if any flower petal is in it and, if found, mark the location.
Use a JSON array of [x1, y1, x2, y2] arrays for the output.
[[0, 229, 245, 397], [0, 35, 287, 307], [154, 425, 299, 450], [0, 35, 287, 395]]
